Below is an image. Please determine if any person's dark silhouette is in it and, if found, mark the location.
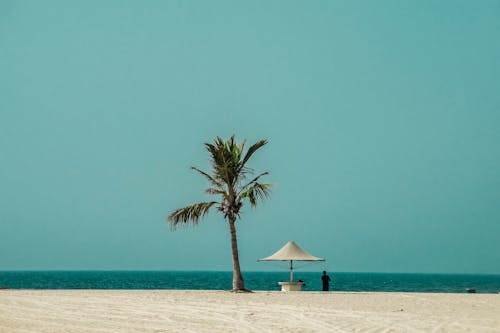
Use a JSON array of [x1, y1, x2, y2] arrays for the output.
[[321, 271, 331, 291]]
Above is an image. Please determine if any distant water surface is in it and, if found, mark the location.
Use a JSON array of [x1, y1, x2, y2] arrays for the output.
[[1, 271, 499, 293]]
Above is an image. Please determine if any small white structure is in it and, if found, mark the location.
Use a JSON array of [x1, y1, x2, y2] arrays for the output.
[[278, 281, 304, 292], [259, 241, 325, 292]]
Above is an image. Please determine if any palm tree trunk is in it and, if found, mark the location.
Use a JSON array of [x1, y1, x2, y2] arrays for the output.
[[228, 217, 245, 290]]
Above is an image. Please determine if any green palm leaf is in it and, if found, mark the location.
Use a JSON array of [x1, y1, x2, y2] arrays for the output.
[[168, 201, 218, 228], [191, 166, 224, 188], [240, 182, 271, 207], [240, 171, 270, 192], [240, 139, 268, 171]]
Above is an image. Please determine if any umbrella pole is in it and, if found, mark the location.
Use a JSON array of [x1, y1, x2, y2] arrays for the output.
[[290, 260, 293, 282]]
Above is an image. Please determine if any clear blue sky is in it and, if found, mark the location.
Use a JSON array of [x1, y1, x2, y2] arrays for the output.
[[1, 0, 499, 274]]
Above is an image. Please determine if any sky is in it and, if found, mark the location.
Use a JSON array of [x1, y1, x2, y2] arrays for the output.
[[1, 0, 499, 274]]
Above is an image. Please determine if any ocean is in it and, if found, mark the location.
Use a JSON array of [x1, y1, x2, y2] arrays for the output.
[[1, 271, 499, 293]]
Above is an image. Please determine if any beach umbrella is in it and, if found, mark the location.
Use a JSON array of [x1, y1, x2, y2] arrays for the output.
[[259, 241, 325, 282]]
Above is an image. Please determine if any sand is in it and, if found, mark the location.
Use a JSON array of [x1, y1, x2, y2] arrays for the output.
[[1, 290, 499, 333]]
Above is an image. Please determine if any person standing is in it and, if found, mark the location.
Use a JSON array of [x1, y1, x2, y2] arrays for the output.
[[321, 271, 331, 291]]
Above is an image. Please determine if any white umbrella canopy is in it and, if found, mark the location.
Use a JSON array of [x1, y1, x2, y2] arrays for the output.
[[259, 241, 325, 282]]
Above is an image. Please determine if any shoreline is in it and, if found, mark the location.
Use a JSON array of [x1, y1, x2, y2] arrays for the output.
[[1, 288, 499, 294], [1, 290, 499, 332]]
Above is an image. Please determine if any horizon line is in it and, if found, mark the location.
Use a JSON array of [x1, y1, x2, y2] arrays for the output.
[[1, 270, 499, 276]]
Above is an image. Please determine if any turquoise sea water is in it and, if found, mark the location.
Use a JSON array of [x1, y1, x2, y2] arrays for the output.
[[1, 271, 499, 293]]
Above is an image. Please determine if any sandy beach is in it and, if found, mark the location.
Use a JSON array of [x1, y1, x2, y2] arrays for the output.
[[1, 290, 499, 333]]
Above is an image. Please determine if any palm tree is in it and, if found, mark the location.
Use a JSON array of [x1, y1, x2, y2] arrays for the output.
[[167, 135, 271, 291]]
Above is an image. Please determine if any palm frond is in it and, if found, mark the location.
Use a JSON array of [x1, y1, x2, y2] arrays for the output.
[[238, 140, 246, 157], [205, 140, 231, 185], [240, 139, 268, 171], [239, 183, 271, 207], [167, 201, 218, 229], [240, 171, 269, 192], [191, 166, 224, 188], [205, 136, 244, 188], [205, 187, 228, 198]]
